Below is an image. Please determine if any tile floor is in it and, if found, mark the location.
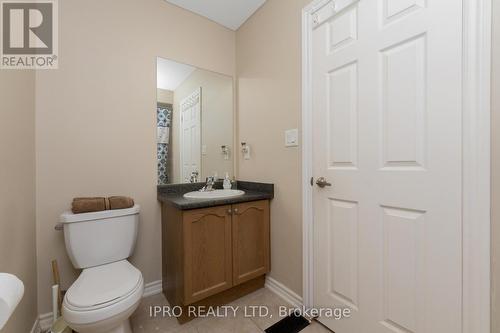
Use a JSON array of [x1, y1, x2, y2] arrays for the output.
[[131, 288, 332, 333]]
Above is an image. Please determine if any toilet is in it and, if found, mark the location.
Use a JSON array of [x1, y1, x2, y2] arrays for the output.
[[60, 205, 144, 333]]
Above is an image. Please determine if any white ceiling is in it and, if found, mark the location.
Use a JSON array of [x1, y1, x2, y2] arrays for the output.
[[165, 0, 266, 30], [157, 57, 196, 91]]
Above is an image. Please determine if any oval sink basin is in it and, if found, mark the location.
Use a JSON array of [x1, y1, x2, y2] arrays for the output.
[[183, 189, 245, 199]]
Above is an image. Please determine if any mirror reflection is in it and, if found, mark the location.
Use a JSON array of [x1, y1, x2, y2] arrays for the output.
[[156, 57, 234, 185]]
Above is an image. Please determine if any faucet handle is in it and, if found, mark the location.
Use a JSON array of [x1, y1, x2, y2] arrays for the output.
[[189, 171, 199, 183]]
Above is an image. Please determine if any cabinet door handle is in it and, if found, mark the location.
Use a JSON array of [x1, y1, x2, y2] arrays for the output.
[[227, 209, 232, 215], [233, 208, 239, 215]]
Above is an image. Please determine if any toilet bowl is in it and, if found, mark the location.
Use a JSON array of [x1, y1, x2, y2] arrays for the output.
[[62, 260, 144, 333], [59, 205, 143, 333]]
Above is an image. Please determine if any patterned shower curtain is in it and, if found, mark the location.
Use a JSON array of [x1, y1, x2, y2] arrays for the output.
[[157, 103, 173, 185]]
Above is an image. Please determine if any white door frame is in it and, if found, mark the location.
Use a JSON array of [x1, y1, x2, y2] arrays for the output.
[[180, 87, 202, 182], [301, 1, 492, 332]]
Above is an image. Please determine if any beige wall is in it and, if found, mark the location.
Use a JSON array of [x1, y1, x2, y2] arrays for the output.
[[492, 0, 499, 331], [157, 88, 174, 104], [7, 0, 497, 323], [35, 0, 235, 314], [173, 69, 234, 183], [236, 0, 310, 296], [0, 71, 37, 332]]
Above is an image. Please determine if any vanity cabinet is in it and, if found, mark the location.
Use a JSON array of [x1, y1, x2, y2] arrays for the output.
[[183, 205, 233, 304], [161, 199, 270, 315], [232, 200, 270, 285]]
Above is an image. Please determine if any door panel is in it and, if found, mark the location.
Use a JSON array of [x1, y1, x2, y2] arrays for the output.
[[380, 206, 425, 333], [183, 205, 232, 304], [328, 62, 358, 169], [232, 201, 270, 285], [327, 4, 358, 53], [327, 199, 359, 310], [180, 88, 201, 182], [312, 0, 462, 332], [382, 0, 424, 26], [380, 35, 426, 169]]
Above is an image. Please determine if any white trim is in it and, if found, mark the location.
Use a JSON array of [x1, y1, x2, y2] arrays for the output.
[[301, 0, 492, 331], [301, 0, 316, 310], [30, 318, 41, 333], [143, 279, 163, 298], [462, 0, 492, 332], [38, 312, 52, 332], [265, 277, 303, 309], [38, 280, 164, 331]]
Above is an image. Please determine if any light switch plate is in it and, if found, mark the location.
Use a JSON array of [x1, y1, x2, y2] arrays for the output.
[[285, 129, 299, 147]]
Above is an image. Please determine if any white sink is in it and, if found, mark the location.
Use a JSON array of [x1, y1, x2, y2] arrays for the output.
[[183, 189, 245, 199]]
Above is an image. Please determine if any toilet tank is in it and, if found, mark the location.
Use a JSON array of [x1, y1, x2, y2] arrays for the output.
[[60, 205, 140, 269]]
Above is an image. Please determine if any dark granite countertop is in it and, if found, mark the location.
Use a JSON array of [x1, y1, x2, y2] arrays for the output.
[[157, 181, 274, 210]]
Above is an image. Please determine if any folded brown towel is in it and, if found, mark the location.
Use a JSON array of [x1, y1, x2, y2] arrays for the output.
[[71, 196, 134, 214], [72, 197, 107, 214], [108, 196, 135, 210]]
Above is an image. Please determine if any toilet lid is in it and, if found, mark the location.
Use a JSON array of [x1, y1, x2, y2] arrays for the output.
[[65, 260, 142, 309]]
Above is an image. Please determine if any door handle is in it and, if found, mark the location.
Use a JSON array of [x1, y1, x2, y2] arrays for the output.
[[316, 177, 332, 188]]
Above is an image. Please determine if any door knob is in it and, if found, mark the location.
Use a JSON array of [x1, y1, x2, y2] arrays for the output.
[[316, 177, 332, 188]]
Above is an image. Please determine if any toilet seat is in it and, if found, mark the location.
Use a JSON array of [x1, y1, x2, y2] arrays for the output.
[[62, 260, 144, 326]]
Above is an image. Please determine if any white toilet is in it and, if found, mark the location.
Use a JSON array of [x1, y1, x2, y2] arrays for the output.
[[60, 205, 144, 333]]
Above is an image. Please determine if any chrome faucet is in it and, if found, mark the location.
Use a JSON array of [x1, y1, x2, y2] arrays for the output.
[[200, 176, 216, 192], [189, 171, 199, 183]]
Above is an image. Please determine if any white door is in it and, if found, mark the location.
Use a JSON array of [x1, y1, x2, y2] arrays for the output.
[[180, 88, 202, 182], [312, 0, 463, 332]]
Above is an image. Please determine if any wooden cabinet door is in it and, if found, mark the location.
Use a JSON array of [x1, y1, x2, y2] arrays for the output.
[[232, 200, 270, 285], [183, 205, 233, 304]]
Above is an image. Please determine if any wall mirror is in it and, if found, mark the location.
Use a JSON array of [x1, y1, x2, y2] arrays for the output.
[[156, 57, 234, 185]]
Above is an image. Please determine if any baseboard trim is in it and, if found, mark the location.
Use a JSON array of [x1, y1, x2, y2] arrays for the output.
[[30, 317, 41, 333], [143, 279, 163, 297], [38, 279, 164, 331], [38, 312, 52, 332], [265, 277, 303, 308]]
